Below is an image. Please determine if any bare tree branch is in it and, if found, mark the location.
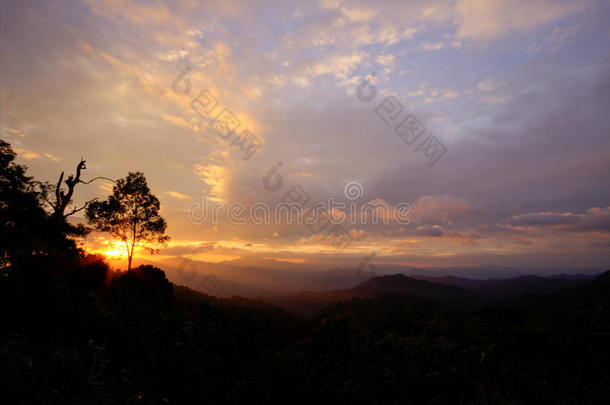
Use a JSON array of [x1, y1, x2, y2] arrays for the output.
[[79, 176, 116, 185], [55, 172, 63, 213], [46, 159, 114, 221], [64, 198, 98, 218]]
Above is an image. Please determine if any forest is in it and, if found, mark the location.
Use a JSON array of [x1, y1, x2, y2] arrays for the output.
[[1, 139, 609, 404]]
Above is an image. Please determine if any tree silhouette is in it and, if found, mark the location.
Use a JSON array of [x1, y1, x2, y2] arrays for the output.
[[37, 158, 116, 233], [1, 141, 93, 272], [0, 140, 49, 271], [86, 172, 169, 270]]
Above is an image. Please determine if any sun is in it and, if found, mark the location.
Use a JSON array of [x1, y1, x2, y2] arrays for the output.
[[101, 240, 128, 259]]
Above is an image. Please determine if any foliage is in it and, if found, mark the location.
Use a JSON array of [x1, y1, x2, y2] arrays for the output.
[[85, 172, 169, 270], [2, 254, 609, 404], [0, 140, 82, 272]]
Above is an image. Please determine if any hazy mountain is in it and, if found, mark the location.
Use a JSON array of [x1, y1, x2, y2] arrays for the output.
[[387, 264, 604, 279], [152, 256, 371, 297], [217, 256, 309, 272], [133, 256, 605, 302], [511, 270, 610, 312], [409, 273, 595, 302], [268, 273, 482, 314]]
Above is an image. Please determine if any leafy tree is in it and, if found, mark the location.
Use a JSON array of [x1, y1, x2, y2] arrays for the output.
[[0, 140, 48, 271], [1, 141, 90, 273], [86, 172, 169, 270]]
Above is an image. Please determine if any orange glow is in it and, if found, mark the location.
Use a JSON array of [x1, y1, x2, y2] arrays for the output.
[[263, 257, 305, 264], [97, 240, 128, 259]]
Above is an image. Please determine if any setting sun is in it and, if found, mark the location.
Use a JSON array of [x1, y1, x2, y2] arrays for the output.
[[96, 240, 128, 259]]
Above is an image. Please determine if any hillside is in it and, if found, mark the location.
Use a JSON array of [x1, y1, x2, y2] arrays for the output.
[[410, 273, 593, 302], [268, 273, 483, 314]]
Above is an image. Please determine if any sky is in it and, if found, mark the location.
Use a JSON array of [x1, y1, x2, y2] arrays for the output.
[[1, 0, 609, 271]]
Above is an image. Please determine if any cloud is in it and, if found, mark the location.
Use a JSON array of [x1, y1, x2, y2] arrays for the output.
[[193, 160, 228, 202], [83, 0, 186, 30], [319, 0, 341, 10], [420, 41, 444, 51], [442, 89, 459, 99], [8, 128, 25, 137], [292, 76, 311, 88], [413, 195, 475, 224], [305, 51, 367, 82], [167, 191, 191, 201], [157, 241, 244, 256], [454, 0, 590, 41], [43, 152, 63, 162], [340, 6, 377, 23], [14, 148, 40, 160], [477, 78, 499, 91], [1, 0, 608, 269], [375, 54, 395, 67], [415, 224, 444, 237], [162, 113, 197, 131], [506, 207, 610, 233]]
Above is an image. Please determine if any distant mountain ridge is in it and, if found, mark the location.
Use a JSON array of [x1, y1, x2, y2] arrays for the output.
[[134, 255, 605, 300], [171, 269, 610, 322], [409, 273, 593, 302], [268, 273, 482, 314]]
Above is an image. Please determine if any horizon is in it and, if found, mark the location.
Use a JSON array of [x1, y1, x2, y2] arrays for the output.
[[114, 254, 607, 298]]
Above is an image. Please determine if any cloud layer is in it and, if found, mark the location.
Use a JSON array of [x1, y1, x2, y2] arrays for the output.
[[1, 0, 609, 270]]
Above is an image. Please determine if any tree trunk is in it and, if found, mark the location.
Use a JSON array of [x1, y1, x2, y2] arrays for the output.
[[128, 237, 136, 271]]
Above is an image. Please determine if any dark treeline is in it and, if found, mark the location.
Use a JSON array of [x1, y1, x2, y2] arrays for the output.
[[1, 140, 609, 404]]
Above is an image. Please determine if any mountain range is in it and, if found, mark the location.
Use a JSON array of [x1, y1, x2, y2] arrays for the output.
[[130, 256, 602, 309]]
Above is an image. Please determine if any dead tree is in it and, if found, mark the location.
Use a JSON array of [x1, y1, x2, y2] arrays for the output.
[[40, 158, 114, 226]]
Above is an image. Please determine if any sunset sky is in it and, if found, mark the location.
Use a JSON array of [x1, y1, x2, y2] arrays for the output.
[[1, 0, 609, 270]]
